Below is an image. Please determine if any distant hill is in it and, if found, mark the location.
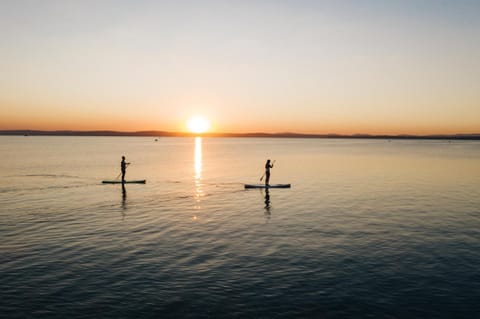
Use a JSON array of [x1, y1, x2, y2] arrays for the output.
[[1, 130, 480, 140]]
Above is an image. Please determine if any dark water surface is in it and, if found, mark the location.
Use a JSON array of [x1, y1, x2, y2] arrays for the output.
[[1, 136, 479, 318]]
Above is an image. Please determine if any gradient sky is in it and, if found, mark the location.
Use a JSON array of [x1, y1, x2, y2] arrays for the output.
[[1, 0, 479, 134]]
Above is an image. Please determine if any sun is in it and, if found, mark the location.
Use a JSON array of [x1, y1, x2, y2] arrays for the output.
[[187, 116, 210, 134]]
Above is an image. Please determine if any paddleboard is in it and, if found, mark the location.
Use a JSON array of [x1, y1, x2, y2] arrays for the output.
[[244, 184, 291, 189], [102, 180, 146, 184]]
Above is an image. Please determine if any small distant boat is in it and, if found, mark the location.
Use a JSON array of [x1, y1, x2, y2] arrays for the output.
[[244, 184, 291, 189], [102, 180, 146, 184]]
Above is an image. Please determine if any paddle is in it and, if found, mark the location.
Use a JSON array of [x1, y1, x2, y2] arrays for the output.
[[259, 160, 275, 181]]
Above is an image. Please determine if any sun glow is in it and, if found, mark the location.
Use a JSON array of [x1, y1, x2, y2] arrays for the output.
[[187, 116, 210, 134]]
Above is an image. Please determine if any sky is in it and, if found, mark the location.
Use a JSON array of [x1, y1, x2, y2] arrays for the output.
[[1, 0, 479, 134]]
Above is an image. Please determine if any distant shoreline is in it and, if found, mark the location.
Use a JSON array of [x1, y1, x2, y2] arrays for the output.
[[1, 130, 480, 140]]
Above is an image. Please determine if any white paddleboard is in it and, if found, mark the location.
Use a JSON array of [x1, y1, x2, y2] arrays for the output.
[[102, 180, 146, 184], [244, 184, 291, 189]]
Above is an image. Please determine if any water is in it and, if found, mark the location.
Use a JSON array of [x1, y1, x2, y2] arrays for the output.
[[1, 136, 479, 318]]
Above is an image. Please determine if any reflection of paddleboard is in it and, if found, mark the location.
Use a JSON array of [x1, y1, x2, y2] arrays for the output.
[[244, 184, 291, 189], [102, 180, 146, 184]]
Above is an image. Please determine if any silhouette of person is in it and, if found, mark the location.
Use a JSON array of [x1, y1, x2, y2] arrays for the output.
[[121, 156, 130, 183], [265, 159, 274, 186]]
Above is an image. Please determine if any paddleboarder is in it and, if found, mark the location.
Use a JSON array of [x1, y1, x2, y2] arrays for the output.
[[264, 159, 274, 186], [121, 156, 130, 183]]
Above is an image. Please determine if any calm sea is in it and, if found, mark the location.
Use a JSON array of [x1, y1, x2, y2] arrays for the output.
[[1, 136, 479, 318]]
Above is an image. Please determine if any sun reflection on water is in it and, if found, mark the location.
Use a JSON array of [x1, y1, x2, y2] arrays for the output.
[[193, 137, 203, 215], [195, 137, 202, 180]]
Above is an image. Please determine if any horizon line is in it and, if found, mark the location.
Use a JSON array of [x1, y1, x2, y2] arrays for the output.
[[1, 129, 480, 140]]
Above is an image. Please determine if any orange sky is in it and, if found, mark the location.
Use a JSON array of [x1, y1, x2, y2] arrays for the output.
[[1, 1, 479, 135]]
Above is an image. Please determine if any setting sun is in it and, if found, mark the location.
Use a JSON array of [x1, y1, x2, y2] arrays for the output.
[[187, 116, 210, 134]]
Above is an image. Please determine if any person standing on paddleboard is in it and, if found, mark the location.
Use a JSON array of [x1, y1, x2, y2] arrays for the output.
[[265, 159, 274, 186], [121, 156, 130, 183]]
